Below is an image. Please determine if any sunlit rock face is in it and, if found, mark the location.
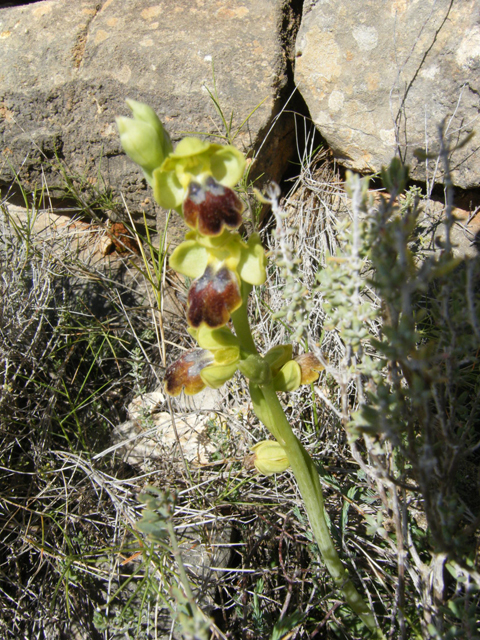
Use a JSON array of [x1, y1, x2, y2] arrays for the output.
[[295, 0, 480, 189], [0, 0, 298, 237]]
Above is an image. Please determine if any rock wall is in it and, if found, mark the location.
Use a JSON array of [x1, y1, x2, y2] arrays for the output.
[[295, 0, 480, 189], [0, 0, 299, 238]]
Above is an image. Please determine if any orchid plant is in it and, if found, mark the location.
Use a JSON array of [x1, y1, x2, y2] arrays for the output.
[[117, 99, 380, 635]]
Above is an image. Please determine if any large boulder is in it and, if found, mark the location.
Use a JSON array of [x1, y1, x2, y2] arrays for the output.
[[295, 0, 480, 189], [0, 0, 299, 239]]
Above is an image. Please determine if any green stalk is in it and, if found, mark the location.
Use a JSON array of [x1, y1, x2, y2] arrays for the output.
[[231, 282, 257, 354], [256, 383, 378, 634], [236, 308, 379, 634]]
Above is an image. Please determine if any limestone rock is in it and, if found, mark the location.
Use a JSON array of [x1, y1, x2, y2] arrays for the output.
[[295, 0, 480, 188], [113, 386, 228, 469], [0, 0, 298, 240], [113, 412, 217, 468]]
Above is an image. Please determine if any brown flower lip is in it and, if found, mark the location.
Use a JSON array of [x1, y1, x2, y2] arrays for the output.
[[183, 176, 243, 236], [187, 263, 242, 328], [164, 349, 213, 396]]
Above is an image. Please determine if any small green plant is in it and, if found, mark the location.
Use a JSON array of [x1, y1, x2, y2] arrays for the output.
[[118, 100, 380, 635], [137, 487, 211, 640]]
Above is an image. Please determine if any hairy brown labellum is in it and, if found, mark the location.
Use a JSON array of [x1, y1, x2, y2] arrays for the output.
[[183, 177, 243, 236], [164, 349, 213, 396], [187, 264, 242, 328]]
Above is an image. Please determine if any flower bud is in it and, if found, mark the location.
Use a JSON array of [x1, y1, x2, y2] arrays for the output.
[[249, 440, 290, 476], [125, 99, 173, 158], [116, 117, 166, 179], [116, 100, 172, 183]]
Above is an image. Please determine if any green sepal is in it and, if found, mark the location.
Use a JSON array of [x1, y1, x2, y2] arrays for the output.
[[152, 140, 245, 211], [213, 347, 240, 365], [200, 361, 238, 389], [187, 327, 199, 340], [197, 326, 240, 351], [273, 360, 302, 392], [210, 145, 246, 186], [264, 344, 293, 377], [153, 168, 184, 212], [238, 354, 272, 385], [170, 232, 246, 281], [172, 137, 214, 158], [237, 232, 266, 285], [169, 240, 208, 278]]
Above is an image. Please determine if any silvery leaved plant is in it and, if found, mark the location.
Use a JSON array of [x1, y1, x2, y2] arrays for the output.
[[117, 99, 381, 636]]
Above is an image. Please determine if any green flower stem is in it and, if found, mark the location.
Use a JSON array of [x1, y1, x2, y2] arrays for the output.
[[233, 289, 378, 633], [231, 283, 258, 354], [257, 383, 378, 634]]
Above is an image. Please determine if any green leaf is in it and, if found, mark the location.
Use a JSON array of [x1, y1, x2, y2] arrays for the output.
[[270, 612, 304, 640]]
